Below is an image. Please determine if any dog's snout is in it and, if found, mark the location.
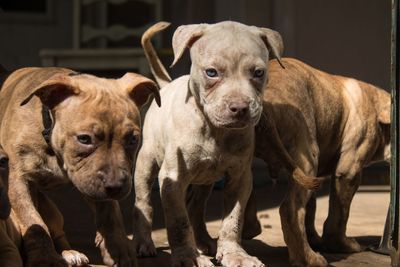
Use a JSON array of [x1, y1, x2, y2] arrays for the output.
[[228, 101, 249, 117], [102, 172, 130, 199], [0, 154, 9, 169]]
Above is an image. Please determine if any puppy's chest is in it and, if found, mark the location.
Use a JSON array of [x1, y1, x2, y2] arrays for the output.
[[185, 139, 249, 184]]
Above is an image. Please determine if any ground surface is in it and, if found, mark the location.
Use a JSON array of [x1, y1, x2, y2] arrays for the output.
[[48, 180, 392, 267]]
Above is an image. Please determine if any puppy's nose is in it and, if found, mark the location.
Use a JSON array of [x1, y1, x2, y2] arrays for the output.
[[228, 101, 249, 117], [0, 154, 8, 169], [104, 174, 130, 198]]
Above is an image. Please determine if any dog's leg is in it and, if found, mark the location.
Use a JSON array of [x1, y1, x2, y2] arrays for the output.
[[242, 190, 262, 240], [279, 145, 327, 267], [37, 191, 89, 266], [305, 193, 323, 250], [216, 166, 264, 267], [9, 173, 68, 267], [322, 172, 363, 253], [87, 200, 137, 267], [160, 178, 214, 266], [280, 182, 327, 267], [132, 147, 159, 257], [187, 184, 217, 256]]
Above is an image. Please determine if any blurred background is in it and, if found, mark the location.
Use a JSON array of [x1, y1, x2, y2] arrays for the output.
[[0, 0, 391, 88]]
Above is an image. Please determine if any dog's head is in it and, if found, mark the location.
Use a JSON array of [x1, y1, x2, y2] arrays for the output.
[[171, 21, 284, 129], [0, 146, 10, 219], [21, 72, 160, 200]]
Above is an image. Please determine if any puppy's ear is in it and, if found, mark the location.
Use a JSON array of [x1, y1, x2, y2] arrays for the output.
[[257, 27, 285, 68], [20, 75, 80, 109], [120, 73, 161, 107], [171, 24, 206, 67]]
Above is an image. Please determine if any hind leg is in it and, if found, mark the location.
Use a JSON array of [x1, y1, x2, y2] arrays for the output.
[[322, 172, 363, 253], [187, 184, 217, 256], [305, 194, 324, 250], [132, 146, 159, 257], [279, 143, 327, 267], [37, 191, 89, 266]]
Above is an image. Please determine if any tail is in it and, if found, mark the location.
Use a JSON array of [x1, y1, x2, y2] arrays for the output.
[[141, 22, 172, 88], [261, 111, 324, 190]]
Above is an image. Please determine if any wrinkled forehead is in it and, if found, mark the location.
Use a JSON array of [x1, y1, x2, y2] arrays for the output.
[[58, 87, 141, 129], [191, 26, 269, 64]]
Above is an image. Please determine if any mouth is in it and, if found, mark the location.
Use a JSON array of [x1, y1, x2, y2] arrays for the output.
[[211, 113, 261, 129]]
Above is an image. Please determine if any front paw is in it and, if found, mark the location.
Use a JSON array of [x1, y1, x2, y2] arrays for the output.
[[61, 250, 89, 266], [216, 251, 264, 267], [172, 247, 214, 267], [96, 232, 137, 267]]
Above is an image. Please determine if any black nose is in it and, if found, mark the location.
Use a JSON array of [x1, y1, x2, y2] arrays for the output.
[[0, 155, 8, 169], [228, 101, 249, 117], [104, 175, 130, 198]]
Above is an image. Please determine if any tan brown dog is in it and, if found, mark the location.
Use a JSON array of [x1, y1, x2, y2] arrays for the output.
[[0, 146, 23, 267], [190, 58, 390, 267], [244, 58, 390, 267], [0, 67, 160, 266], [133, 22, 321, 267]]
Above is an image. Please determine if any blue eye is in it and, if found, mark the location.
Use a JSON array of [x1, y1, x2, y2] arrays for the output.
[[254, 69, 265, 78], [205, 68, 218, 78]]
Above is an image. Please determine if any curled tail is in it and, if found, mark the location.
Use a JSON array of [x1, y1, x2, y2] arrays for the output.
[[258, 110, 324, 190], [141, 22, 172, 88]]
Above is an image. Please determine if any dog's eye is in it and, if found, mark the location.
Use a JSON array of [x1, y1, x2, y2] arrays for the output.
[[205, 68, 218, 78], [253, 69, 265, 78], [125, 133, 138, 147], [77, 134, 92, 145]]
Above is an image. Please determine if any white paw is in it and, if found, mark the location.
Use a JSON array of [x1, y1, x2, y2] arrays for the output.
[[61, 250, 89, 266]]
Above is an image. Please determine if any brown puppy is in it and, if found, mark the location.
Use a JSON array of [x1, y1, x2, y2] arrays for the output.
[[251, 58, 390, 267], [0, 68, 160, 266]]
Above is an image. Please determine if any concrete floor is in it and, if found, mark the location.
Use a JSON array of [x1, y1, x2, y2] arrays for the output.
[[49, 181, 392, 267]]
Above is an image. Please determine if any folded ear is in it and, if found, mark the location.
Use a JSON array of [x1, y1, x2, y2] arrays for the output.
[[171, 24, 207, 67], [119, 73, 160, 107], [20, 75, 80, 109], [257, 27, 285, 68]]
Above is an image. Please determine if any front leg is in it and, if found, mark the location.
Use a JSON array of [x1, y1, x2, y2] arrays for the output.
[[216, 167, 264, 267], [8, 172, 67, 267], [159, 163, 214, 267], [187, 184, 217, 256], [87, 200, 136, 267]]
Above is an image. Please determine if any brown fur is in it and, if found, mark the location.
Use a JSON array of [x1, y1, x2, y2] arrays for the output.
[[0, 68, 160, 266], [251, 58, 390, 267]]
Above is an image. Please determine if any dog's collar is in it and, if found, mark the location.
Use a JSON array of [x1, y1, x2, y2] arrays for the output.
[[41, 105, 54, 154]]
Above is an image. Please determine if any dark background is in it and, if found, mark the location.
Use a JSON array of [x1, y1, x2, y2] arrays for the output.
[[0, 0, 391, 90]]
